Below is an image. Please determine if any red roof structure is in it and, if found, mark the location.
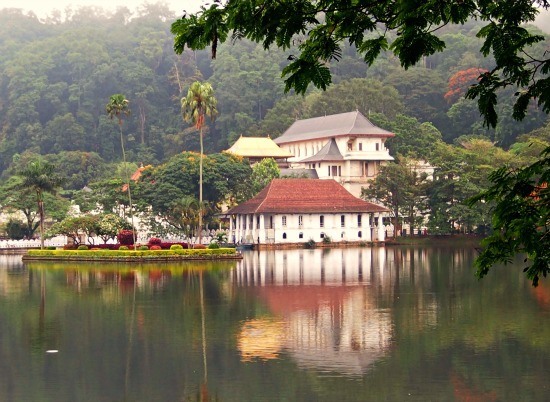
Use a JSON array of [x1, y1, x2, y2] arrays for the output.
[[227, 179, 388, 214]]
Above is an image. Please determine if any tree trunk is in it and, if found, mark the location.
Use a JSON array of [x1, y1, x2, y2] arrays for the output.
[[38, 198, 45, 249], [198, 127, 204, 246], [120, 122, 137, 250]]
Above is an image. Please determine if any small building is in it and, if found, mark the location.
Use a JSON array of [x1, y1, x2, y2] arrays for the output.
[[227, 179, 389, 245], [225, 136, 293, 166], [274, 111, 395, 197]]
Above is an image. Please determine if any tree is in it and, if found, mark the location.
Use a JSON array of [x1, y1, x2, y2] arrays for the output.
[[468, 146, 550, 286], [18, 159, 63, 249], [106, 94, 136, 248], [171, 0, 550, 128], [249, 158, 280, 196], [180, 81, 218, 245]]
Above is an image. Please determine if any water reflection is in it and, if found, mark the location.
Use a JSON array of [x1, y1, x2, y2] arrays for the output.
[[234, 248, 406, 376], [0, 247, 549, 401]]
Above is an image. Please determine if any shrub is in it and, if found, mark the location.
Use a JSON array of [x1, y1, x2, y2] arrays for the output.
[[322, 235, 332, 244], [208, 242, 220, 249], [118, 245, 129, 250], [63, 244, 78, 250], [46, 246, 57, 250], [77, 245, 89, 250], [170, 244, 183, 250], [150, 245, 162, 250], [117, 230, 135, 246], [138, 245, 149, 251], [148, 237, 162, 246], [193, 244, 206, 249], [304, 239, 316, 249]]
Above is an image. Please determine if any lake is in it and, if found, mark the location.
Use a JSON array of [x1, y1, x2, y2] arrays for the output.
[[0, 246, 549, 401]]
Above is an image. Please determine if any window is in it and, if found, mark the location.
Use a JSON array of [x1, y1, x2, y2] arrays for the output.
[[358, 214, 362, 227], [282, 232, 287, 239], [341, 215, 345, 228], [282, 216, 287, 227], [298, 215, 303, 227], [338, 166, 342, 176], [299, 232, 304, 239], [320, 215, 324, 228], [375, 143, 380, 151], [256, 216, 260, 228], [328, 166, 331, 176], [358, 231, 362, 238], [320, 232, 325, 238], [359, 143, 363, 151]]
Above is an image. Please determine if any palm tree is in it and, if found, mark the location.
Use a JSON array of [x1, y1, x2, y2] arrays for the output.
[[181, 81, 218, 245], [19, 159, 62, 249], [106, 94, 136, 248]]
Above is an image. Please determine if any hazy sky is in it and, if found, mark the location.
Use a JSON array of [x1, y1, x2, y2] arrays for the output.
[[1, 0, 202, 18]]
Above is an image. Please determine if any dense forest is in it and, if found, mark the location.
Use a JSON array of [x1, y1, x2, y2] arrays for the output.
[[0, 3, 549, 239]]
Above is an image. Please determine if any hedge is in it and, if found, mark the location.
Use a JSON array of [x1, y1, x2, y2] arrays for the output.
[[24, 248, 240, 261]]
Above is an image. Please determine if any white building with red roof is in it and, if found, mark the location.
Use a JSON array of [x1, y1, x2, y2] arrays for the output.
[[274, 111, 394, 197], [227, 178, 389, 245]]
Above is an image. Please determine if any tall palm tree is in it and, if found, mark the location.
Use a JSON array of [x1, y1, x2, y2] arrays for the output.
[[181, 81, 218, 245], [106, 94, 136, 248], [19, 159, 62, 249]]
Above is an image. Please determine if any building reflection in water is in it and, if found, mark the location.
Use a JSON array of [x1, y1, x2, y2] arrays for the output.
[[234, 248, 394, 376]]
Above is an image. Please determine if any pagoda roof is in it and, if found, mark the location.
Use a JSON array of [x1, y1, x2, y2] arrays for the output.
[[227, 179, 388, 215], [226, 136, 293, 159], [274, 111, 394, 145]]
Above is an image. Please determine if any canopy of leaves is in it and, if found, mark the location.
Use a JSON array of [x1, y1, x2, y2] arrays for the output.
[[171, 0, 550, 129]]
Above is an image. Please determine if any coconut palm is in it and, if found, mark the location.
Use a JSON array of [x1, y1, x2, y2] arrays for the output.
[[106, 94, 136, 248], [181, 81, 218, 245], [19, 159, 62, 249]]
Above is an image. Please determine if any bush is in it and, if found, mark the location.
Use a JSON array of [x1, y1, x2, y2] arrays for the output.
[[138, 245, 149, 251], [148, 237, 162, 246], [150, 245, 162, 250], [304, 239, 316, 249], [117, 230, 135, 246], [193, 244, 206, 249], [63, 244, 78, 250], [46, 246, 57, 250], [170, 244, 183, 250], [118, 245, 129, 250], [208, 242, 220, 249], [322, 235, 332, 244], [77, 245, 89, 250]]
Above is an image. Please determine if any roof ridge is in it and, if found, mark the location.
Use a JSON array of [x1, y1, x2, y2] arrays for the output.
[[254, 179, 276, 212]]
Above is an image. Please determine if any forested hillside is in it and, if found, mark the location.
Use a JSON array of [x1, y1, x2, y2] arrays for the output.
[[1, 2, 548, 182]]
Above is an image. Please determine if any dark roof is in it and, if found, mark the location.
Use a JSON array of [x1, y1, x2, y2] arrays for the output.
[[227, 179, 388, 214], [300, 138, 343, 163], [274, 111, 394, 145], [280, 168, 319, 179]]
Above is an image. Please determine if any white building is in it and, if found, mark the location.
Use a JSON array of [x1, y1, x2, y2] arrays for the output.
[[274, 111, 395, 197], [227, 178, 388, 245]]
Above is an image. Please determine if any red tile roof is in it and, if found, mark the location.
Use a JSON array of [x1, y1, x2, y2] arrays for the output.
[[227, 179, 388, 214]]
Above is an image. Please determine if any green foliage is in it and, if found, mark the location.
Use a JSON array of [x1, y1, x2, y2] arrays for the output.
[[138, 245, 149, 251], [77, 245, 89, 250], [468, 146, 550, 286], [4, 219, 27, 240], [171, 0, 550, 129], [208, 242, 220, 249], [304, 238, 316, 249], [250, 158, 280, 195], [26, 247, 238, 259], [322, 235, 332, 244], [118, 246, 129, 251], [170, 244, 184, 250]]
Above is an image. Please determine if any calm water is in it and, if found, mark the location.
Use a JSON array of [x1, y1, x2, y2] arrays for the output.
[[0, 247, 549, 401]]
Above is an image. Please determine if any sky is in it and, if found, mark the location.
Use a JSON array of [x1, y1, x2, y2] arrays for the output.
[[0, 0, 202, 18], [1, 0, 548, 32]]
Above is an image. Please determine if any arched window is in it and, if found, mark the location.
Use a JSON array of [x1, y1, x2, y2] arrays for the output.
[[282, 232, 287, 239]]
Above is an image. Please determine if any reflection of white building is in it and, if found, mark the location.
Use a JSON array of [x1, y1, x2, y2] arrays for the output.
[[274, 111, 395, 197], [234, 248, 393, 376], [227, 178, 388, 245]]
